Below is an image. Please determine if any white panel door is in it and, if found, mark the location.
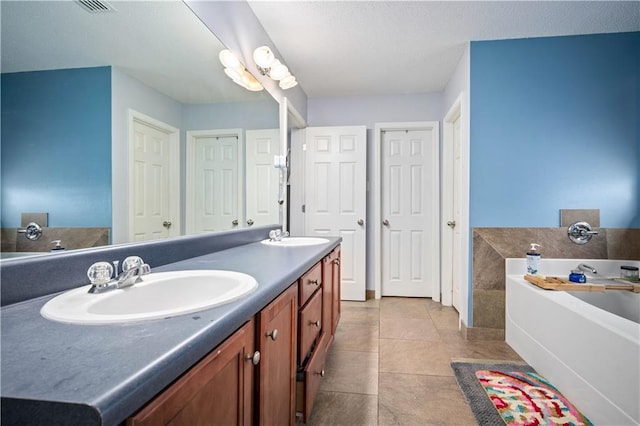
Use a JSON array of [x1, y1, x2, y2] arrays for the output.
[[132, 120, 172, 241], [304, 126, 367, 301], [246, 129, 280, 228], [191, 135, 239, 232], [381, 129, 439, 297]]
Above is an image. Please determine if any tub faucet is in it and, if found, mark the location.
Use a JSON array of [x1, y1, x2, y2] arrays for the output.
[[577, 263, 597, 275]]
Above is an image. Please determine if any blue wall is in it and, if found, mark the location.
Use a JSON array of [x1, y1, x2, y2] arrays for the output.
[[1, 67, 112, 228], [470, 32, 639, 228]]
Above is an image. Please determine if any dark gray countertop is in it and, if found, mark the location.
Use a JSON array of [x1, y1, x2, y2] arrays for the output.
[[1, 238, 340, 425]]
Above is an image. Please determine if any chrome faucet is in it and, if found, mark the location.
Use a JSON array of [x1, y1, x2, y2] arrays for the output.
[[268, 229, 289, 242], [87, 256, 151, 294], [577, 263, 598, 275]]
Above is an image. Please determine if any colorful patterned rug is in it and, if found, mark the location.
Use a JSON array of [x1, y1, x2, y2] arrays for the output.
[[475, 370, 593, 426]]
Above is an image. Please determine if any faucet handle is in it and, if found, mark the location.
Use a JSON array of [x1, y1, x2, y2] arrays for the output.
[[87, 262, 114, 285], [122, 256, 144, 272]]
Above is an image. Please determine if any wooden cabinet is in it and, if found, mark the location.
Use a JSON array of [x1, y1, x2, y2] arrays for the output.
[[296, 249, 341, 423], [127, 319, 255, 426], [256, 283, 298, 426], [322, 247, 341, 340], [126, 246, 340, 426]]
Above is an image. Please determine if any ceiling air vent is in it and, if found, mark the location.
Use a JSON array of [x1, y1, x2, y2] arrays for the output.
[[75, 0, 117, 13]]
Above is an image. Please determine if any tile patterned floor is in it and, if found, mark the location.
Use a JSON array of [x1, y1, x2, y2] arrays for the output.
[[305, 297, 524, 426]]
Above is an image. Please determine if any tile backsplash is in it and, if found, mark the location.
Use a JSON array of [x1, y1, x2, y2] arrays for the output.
[[1, 227, 109, 252]]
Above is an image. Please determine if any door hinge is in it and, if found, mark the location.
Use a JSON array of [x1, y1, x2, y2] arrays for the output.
[[302, 204, 306, 213]]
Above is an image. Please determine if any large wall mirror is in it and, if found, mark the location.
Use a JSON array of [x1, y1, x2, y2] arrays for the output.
[[1, 1, 281, 255]]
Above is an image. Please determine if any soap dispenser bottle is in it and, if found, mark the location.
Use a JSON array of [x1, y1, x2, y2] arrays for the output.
[[526, 243, 541, 275], [50, 240, 65, 252]]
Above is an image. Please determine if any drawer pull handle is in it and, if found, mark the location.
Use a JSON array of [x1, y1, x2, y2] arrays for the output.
[[246, 351, 261, 365], [309, 279, 320, 286], [315, 370, 326, 377], [310, 320, 320, 327], [266, 329, 278, 341], [334, 258, 340, 266]]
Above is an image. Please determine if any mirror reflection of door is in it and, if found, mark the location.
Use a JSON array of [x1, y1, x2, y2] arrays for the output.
[[246, 129, 280, 228], [186, 130, 243, 234], [130, 113, 180, 242]]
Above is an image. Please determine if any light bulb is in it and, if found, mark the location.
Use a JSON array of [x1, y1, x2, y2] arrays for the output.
[[253, 46, 275, 68], [279, 75, 297, 89], [219, 49, 241, 70], [269, 61, 290, 80], [241, 70, 264, 91], [224, 67, 243, 84]]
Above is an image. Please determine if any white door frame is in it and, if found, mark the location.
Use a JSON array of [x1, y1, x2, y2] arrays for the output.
[[373, 121, 440, 300], [442, 94, 462, 307], [442, 92, 470, 325], [127, 109, 180, 241], [185, 128, 244, 234]]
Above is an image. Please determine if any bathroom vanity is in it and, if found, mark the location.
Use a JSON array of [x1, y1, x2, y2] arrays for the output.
[[0, 226, 341, 425]]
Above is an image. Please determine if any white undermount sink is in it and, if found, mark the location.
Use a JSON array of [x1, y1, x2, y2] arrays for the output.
[[40, 270, 258, 325], [261, 237, 330, 247]]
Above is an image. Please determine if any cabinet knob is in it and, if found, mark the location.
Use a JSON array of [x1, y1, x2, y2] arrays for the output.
[[309, 279, 320, 286], [310, 320, 320, 328], [246, 351, 261, 365], [315, 370, 326, 377], [266, 329, 278, 341], [247, 219, 254, 226], [333, 258, 340, 266]]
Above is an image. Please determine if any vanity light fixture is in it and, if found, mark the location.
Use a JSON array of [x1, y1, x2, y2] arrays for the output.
[[253, 46, 298, 90], [219, 49, 263, 92]]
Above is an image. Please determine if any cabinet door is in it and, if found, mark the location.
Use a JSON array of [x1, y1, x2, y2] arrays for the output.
[[127, 320, 255, 426], [332, 248, 342, 335], [256, 283, 298, 426], [322, 254, 334, 341]]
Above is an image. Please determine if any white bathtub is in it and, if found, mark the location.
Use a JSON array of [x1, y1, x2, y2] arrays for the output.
[[505, 258, 640, 426]]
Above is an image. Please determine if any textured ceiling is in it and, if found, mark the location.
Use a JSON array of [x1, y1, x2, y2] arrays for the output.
[[248, 1, 640, 97], [2, 1, 638, 103]]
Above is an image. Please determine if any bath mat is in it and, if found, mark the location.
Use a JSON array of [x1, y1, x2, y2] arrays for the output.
[[476, 370, 593, 426], [451, 362, 593, 426], [451, 362, 536, 425]]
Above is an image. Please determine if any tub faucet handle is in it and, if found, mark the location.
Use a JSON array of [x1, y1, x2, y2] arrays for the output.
[[568, 221, 598, 245]]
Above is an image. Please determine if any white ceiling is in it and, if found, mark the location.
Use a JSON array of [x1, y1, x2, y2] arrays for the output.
[[248, 1, 640, 97], [2, 1, 638, 103]]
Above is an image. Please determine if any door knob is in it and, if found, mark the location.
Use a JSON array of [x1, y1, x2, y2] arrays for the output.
[[382, 219, 390, 226], [357, 219, 364, 226], [247, 219, 254, 226], [162, 221, 172, 229], [447, 220, 456, 229]]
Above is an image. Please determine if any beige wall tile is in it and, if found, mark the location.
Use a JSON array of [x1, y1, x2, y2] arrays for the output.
[[560, 209, 600, 227]]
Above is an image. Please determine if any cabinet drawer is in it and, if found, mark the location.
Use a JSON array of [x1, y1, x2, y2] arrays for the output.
[[296, 334, 329, 423], [299, 262, 322, 307], [298, 289, 322, 360]]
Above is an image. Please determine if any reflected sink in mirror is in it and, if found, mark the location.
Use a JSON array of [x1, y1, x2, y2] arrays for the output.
[[40, 270, 258, 325], [261, 237, 330, 247]]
